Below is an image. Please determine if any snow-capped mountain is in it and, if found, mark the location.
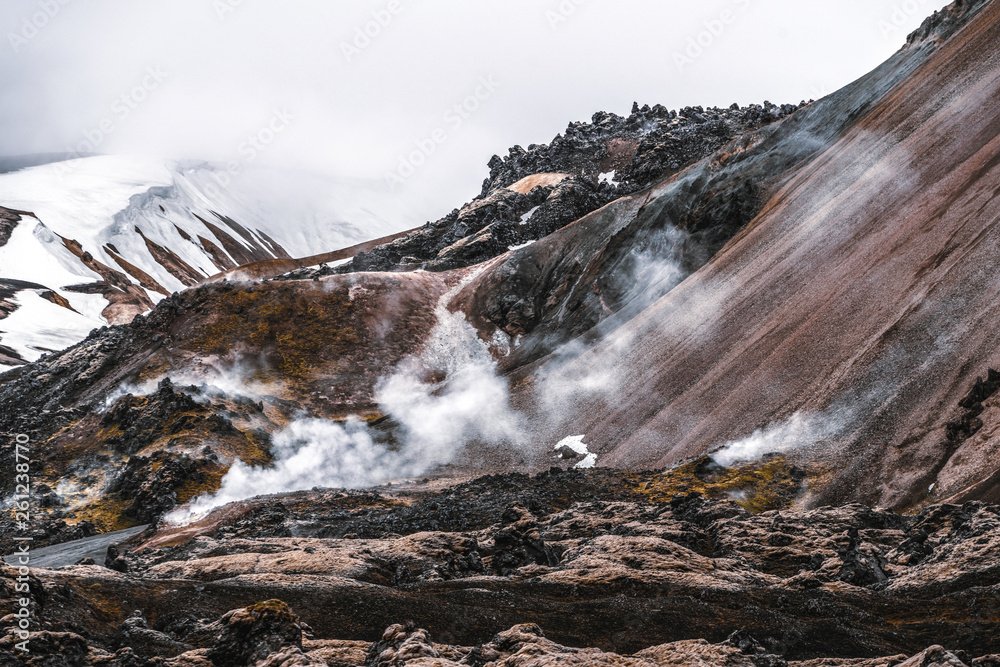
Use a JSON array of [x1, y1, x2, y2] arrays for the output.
[[0, 155, 407, 366]]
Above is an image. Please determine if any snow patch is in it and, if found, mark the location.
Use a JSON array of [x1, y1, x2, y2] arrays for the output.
[[491, 329, 512, 356], [0, 290, 103, 362], [308, 257, 352, 271], [519, 206, 540, 225], [598, 171, 620, 187], [554, 435, 597, 469]]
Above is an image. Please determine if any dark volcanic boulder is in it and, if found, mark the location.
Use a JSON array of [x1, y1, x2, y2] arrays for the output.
[[491, 505, 559, 575], [114, 610, 192, 658], [0, 630, 91, 667], [365, 623, 441, 667], [206, 600, 305, 667]]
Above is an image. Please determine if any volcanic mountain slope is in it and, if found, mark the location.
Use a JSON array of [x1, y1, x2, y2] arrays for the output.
[[0, 157, 404, 367], [482, 0, 1000, 512], [1, 0, 997, 538]]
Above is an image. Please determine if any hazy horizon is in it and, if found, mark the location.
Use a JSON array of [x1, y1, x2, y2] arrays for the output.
[[0, 0, 951, 224]]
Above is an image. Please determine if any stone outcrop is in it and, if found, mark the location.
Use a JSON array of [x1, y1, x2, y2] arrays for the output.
[[320, 102, 803, 277], [0, 206, 21, 249]]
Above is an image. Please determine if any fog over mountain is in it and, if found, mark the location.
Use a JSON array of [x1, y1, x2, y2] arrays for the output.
[[0, 0, 950, 219]]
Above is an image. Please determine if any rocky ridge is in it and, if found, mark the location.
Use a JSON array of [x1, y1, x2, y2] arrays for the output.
[[0, 207, 19, 248], [283, 102, 803, 278], [479, 102, 803, 197]]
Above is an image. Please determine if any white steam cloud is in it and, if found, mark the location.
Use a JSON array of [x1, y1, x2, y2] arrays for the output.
[[710, 403, 857, 467], [532, 223, 699, 423], [101, 356, 272, 411], [626, 224, 701, 313], [180, 418, 404, 511], [711, 413, 824, 467], [166, 270, 523, 524]]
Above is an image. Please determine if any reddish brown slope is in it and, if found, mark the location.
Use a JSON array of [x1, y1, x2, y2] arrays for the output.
[[202, 227, 417, 283], [548, 0, 1000, 509]]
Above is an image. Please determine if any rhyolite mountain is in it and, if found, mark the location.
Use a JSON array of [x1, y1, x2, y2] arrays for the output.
[[4, 1, 1000, 665], [0, 157, 406, 367]]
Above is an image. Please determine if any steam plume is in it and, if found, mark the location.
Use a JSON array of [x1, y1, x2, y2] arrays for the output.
[[166, 270, 522, 523]]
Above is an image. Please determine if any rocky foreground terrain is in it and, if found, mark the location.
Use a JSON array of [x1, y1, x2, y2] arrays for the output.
[[2, 468, 1000, 666]]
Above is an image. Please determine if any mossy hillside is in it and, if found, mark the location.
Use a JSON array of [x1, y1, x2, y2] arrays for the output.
[[175, 462, 228, 505], [67, 496, 139, 533], [186, 284, 362, 382], [18, 385, 277, 537], [38, 416, 107, 480]]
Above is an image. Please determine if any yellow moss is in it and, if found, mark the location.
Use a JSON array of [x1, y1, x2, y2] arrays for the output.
[[99, 424, 124, 440], [68, 496, 140, 532], [185, 285, 361, 383], [238, 431, 273, 466], [175, 465, 227, 504], [248, 599, 295, 617], [628, 456, 806, 514]]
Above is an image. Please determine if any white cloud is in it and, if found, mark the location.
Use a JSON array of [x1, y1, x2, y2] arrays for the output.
[[0, 0, 952, 224]]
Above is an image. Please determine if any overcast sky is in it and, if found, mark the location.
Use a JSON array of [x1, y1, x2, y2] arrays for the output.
[[0, 0, 951, 223]]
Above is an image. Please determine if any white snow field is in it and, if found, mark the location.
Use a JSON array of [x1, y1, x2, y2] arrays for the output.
[[0, 155, 409, 365]]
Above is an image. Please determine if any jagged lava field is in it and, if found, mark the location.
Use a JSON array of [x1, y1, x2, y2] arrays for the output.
[[4, 1, 1000, 665]]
